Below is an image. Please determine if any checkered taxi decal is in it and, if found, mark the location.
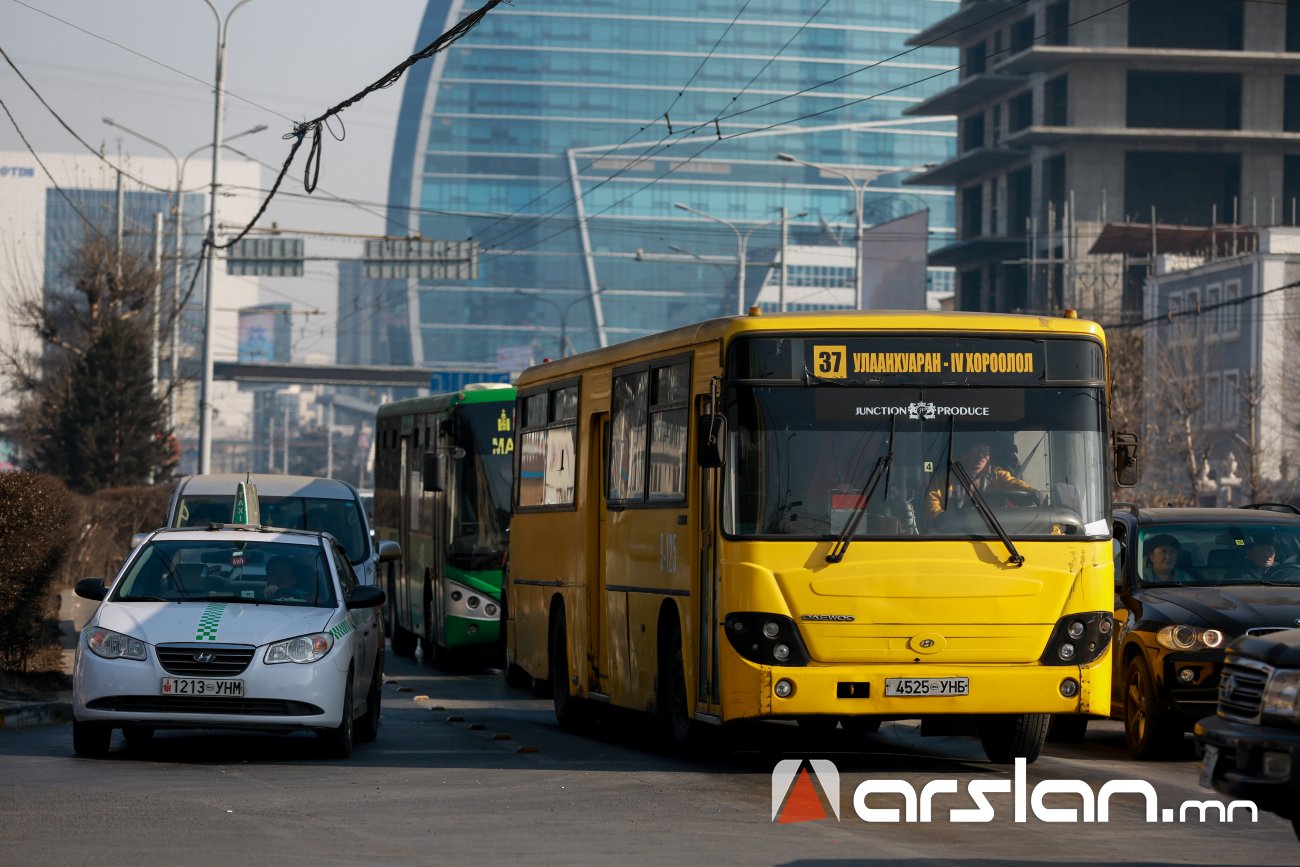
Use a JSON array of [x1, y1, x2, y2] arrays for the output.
[[195, 603, 227, 641]]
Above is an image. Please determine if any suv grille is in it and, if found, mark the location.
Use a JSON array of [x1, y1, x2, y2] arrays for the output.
[[1217, 657, 1272, 723], [157, 644, 255, 676]]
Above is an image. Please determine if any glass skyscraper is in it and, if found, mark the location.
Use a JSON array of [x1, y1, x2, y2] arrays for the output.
[[374, 0, 957, 369]]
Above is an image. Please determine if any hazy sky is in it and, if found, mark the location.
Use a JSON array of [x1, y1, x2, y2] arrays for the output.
[[0, 0, 432, 360]]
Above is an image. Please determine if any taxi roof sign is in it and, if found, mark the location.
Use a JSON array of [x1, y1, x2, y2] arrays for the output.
[[232, 478, 261, 526]]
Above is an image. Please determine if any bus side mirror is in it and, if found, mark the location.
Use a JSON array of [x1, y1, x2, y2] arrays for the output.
[[422, 452, 442, 492], [1113, 431, 1140, 488], [377, 540, 401, 564], [698, 414, 726, 469]]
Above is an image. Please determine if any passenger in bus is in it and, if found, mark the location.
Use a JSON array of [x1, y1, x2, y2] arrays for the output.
[[1143, 533, 1197, 584], [926, 436, 1038, 521]]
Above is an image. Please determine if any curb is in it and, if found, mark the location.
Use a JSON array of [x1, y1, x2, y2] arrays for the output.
[[0, 700, 73, 731]]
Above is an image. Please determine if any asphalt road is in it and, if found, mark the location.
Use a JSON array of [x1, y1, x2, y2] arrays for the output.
[[1, 647, 1296, 866]]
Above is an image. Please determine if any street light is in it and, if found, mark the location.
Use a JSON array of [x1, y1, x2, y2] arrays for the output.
[[101, 117, 266, 434], [673, 203, 784, 316], [199, 0, 259, 474], [515, 289, 603, 357], [776, 152, 873, 310]]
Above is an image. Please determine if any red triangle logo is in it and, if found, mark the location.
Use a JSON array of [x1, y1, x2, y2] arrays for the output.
[[777, 767, 828, 823]]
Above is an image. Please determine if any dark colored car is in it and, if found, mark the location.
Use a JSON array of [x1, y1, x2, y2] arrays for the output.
[[1195, 628, 1300, 840], [1108, 503, 1300, 758]]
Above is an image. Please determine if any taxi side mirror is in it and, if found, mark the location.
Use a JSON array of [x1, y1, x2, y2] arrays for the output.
[[345, 585, 386, 610], [75, 577, 107, 601]]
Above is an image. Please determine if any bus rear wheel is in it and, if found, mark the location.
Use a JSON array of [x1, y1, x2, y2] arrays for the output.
[[979, 713, 1048, 764], [549, 606, 590, 731], [659, 618, 697, 754]]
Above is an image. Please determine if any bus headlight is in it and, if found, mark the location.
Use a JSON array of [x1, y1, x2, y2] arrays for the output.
[[444, 579, 499, 621], [723, 613, 810, 667], [1040, 612, 1112, 666]]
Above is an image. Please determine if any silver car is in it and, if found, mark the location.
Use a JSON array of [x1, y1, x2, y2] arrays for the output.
[[72, 525, 385, 758]]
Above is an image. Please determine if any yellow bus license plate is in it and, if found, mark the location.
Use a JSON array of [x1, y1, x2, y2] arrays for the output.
[[161, 678, 244, 697], [884, 677, 969, 697]]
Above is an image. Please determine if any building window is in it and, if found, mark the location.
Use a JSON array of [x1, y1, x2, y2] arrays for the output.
[[517, 382, 579, 508], [964, 41, 987, 76], [1045, 75, 1068, 126], [1286, 77, 1300, 133], [1125, 151, 1240, 226], [1205, 283, 1221, 339], [1286, 155, 1300, 225], [1222, 280, 1241, 340], [1045, 2, 1069, 46], [959, 269, 982, 311], [1185, 287, 1201, 339], [1008, 167, 1032, 237], [961, 183, 983, 238], [1130, 0, 1242, 50], [1223, 369, 1241, 423], [1290, 0, 1300, 53], [1045, 154, 1066, 231], [1009, 90, 1033, 133], [1010, 15, 1035, 51], [962, 113, 985, 152], [1127, 72, 1241, 130]]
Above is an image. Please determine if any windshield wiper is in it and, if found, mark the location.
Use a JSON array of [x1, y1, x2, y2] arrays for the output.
[[826, 415, 895, 564], [948, 459, 1025, 568]]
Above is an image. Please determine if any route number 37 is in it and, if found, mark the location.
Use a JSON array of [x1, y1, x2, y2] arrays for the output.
[[812, 345, 847, 379]]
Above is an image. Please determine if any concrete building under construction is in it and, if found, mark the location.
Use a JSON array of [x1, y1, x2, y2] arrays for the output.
[[903, 0, 1300, 321]]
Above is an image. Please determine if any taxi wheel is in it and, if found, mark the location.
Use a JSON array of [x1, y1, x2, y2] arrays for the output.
[[979, 713, 1048, 764], [73, 722, 111, 757], [121, 726, 154, 745], [320, 679, 354, 759], [1124, 656, 1178, 759], [355, 661, 382, 744]]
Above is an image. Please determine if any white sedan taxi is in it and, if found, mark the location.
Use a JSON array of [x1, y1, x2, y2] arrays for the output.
[[72, 525, 385, 759]]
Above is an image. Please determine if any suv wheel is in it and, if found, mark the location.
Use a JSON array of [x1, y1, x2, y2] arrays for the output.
[[1124, 655, 1179, 759]]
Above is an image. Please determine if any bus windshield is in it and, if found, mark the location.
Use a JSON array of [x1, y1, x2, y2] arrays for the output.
[[450, 402, 515, 569], [723, 385, 1108, 540]]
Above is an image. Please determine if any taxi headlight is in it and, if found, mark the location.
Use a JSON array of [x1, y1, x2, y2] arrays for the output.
[[86, 627, 147, 661], [265, 632, 334, 664], [1262, 670, 1300, 723]]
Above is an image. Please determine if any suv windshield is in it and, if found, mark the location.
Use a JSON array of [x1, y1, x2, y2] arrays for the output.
[[112, 539, 338, 608], [1136, 523, 1300, 587], [178, 494, 369, 565]]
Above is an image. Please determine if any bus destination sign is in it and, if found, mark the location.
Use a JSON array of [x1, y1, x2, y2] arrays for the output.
[[807, 339, 1045, 385]]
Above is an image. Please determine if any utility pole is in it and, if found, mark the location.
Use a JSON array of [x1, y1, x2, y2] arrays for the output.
[[779, 206, 789, 312]]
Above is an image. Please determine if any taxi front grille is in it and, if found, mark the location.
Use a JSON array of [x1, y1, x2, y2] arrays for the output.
[[157, 644, 255, 676], [1217, 657, 1271, 723], [86, 696, 323, 716]]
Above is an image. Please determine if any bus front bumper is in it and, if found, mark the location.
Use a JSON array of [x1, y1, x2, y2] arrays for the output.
[[720, 653, 1108, 721]]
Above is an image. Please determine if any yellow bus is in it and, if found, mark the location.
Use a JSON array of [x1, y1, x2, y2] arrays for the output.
[[505, 309, 1135, 763]]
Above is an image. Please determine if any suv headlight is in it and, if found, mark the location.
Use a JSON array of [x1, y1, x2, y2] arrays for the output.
[[1262, 670, 1300, 723], [265, 633, 334, 664], [1156, 625, 1224, 651], [86, 627, 147, 661]]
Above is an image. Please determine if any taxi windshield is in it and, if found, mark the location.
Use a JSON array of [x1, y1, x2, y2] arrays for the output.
[[112, 539, 338, 608]]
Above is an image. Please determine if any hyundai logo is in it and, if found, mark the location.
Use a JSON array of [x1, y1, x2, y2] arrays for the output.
[[919, 638, 935, 649], [193, 651, 216, 664]]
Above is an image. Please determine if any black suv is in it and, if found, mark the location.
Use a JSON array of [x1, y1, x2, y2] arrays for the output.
[[1195, 629, 1300, 840], [1108, 503, 1300, 758]]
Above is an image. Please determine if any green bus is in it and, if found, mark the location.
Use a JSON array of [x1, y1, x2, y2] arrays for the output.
[[374, 383, 515, 665]]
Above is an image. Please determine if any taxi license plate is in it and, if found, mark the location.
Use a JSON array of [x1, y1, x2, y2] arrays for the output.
[[160, 678, 244, 697], [1199, 744, 1219, 789], [884, 677, 970, 697]]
